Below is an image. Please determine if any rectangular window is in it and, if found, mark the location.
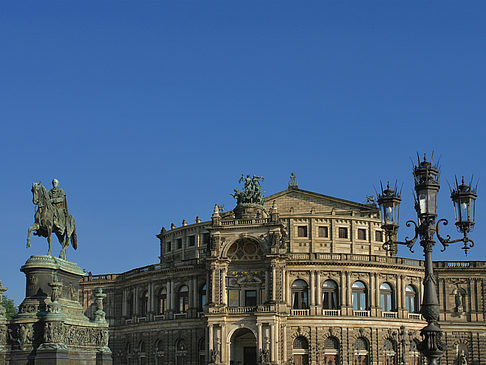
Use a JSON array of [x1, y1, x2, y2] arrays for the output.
[[318, 226, 329, 238], [358, 228, 366, 240], [203, 233, 210, 246], [228, 289, 240, 307], [338, 227, 348, 239], [177, 238, 182, 249], [297, 226, 308, 237], [375, 231, 383, 242], [167, 241, 172, 252], [245, 290, 257, 306], [188, 236, 196, 247]]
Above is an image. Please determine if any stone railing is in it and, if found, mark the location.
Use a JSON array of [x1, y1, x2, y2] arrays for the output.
[[220, 218, 271, 226], [288, 253, 423, 267], [291, 309, 310, 316], [174, 312, 188, 319], [154, 314, 166, 321], [322, 309, 341, 316], [382, 311, 397, 318], [353, 310, 370, 317], [257, 305, 276, 313], [434, 261, 486, 268], [408, 313, 422, 320], [83, 273, 120, 282], [226, 306, 257, 314]]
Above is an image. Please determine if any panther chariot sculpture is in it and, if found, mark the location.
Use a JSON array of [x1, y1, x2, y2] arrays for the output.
[[27, 178, 77, 260]]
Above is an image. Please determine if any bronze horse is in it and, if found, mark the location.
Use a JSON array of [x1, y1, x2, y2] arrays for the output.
[[27, 182, 77, 260]]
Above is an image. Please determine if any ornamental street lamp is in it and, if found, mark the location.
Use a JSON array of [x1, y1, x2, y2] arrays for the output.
[[376, 154, 478, 365]]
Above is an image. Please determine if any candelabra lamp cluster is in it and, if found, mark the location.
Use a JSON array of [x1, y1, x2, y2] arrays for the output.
[[376, 154, 478, 365]]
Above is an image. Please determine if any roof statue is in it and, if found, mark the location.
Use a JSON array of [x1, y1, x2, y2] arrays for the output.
[[231, 174, 265, 205], [288, 172, 298, 189], [27, 179, 77, 260]]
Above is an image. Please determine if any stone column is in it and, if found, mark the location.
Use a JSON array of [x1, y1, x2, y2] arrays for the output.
[[270, 323, 276, 362], [399, 275, 405, 317], [193, 276, 198, 311], [272, 264, 277, 303], [310, 270, 315, 307], [316, 271, 321, 311], [170, 280, 176, 314], [221, 267, 227, 306], [340, 271, 345, 312], [286, 271, 291, 307], [209, 324, 214, 352], [148, 282, 153, 314], [257, 323, 263, 356], [221, 324, 226, 364], [375, 273, 380, 315], [122, 289, 127, 317], [282, 324, 287, 362], [370, 273, 376, 316], [265, 270, 270, 303], [134, 287, 140, 315], [346, 271, 352, 315]]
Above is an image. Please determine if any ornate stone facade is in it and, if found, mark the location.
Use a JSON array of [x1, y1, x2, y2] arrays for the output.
[[80, 184, 486, 365]]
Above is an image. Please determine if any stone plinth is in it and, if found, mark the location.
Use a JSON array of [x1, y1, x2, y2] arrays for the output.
[[233, 203, 267, 220], [5, 255, 111, 364]]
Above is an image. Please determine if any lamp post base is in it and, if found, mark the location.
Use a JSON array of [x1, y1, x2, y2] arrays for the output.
[[418, 322, 444, 365]]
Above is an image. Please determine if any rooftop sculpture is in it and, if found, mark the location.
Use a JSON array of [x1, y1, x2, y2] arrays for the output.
[[231, 174, 265, 205]]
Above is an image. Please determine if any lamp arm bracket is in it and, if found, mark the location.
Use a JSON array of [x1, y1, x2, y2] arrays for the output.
[[382, 220, 418, 253], [436, 218, 475, 254]]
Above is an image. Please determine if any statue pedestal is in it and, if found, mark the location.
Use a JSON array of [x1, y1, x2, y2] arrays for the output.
[[5, 255, 112, 364]]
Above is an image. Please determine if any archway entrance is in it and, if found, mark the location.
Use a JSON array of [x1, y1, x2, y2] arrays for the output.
[[230, 328, 257, 365]]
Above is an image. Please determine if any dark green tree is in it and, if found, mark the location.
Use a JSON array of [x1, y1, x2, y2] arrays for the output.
[[1, 295, 18, 320]]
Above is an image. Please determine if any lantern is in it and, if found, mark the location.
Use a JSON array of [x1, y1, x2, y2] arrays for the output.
[[413, 156, 440, 218], [377, 183, 401, 230], [451, 176, 477, 234]]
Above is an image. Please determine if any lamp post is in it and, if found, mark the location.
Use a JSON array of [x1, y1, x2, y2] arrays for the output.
[[376, 154, 478, 365]]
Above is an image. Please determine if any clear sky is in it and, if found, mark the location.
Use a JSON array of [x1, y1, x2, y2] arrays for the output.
[[1, 1, 485, 304]]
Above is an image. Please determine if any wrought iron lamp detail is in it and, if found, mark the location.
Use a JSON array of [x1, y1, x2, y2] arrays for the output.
[[376, 154, 478, 365]]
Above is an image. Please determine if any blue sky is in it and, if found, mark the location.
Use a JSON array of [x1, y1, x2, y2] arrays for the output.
[[1, 1, 485, 304]]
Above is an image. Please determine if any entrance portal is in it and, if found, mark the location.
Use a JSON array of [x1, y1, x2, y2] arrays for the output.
[[230, 328, 257, 365]]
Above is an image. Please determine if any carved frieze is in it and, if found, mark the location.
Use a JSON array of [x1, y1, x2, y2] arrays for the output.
[[43, 322, 109, 348]]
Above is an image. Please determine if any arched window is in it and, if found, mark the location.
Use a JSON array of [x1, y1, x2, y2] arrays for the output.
[[383, 338, 396, 365], [352, 281, 367, 311], [292, 280, 309, 309], [140, 290, 149, 316], [155, 340, 164, 365], [323, 337, 339, 365], [198, 338, 205, 365], [380, 283, 393, 312], [178, 285, 189, 313], [322, 280, 338, 309], [158, 287, 167, 314], [175, 339, 187, 365], [406, 285, 418, 313], [353, 337, 369, 365], [126, 342, 133, 365], [138, 341, 147, 365], [199, 284, 207, 312], [293, 336, 309, 365]]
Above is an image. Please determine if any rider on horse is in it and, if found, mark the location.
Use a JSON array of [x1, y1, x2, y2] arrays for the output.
[[48, 179, 68, 235]]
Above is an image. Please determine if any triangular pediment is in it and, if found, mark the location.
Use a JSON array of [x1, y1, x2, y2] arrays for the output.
[[265, 188, 377, 215]]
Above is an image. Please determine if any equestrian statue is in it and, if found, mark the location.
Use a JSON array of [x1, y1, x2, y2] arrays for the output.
[[27, 179, 77, 260]]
